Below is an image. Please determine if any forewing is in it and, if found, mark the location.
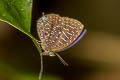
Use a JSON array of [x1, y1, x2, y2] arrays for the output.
[[37, 14, 62, 51]]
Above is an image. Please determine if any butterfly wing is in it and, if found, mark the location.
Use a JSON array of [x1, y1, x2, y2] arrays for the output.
[[51, 17, 84, 52], [37, 14, 62, 51], [37, 13, 85, 52]]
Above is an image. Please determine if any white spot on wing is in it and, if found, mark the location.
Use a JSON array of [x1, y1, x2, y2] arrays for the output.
[[62, 31, 69, 39], [67, 32, 72, 35], [59, 41, 63, 44], [61, 37, 67, 42]]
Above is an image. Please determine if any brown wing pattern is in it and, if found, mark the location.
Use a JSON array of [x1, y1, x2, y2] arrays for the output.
[[51, 17, 84, 52], [37, 13, 84, 52], [37, 14, 62, 51]]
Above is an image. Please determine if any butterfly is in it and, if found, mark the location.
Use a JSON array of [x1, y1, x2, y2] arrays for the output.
[[37, 13, 86, 66]]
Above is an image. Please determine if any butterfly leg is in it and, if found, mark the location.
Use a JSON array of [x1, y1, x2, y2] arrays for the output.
[[36, 39, 41, 45], [55, 53, 69, 66], [35, 40, 49, 56], [42, 52, 49, 56], [42, 51, 56, 56]]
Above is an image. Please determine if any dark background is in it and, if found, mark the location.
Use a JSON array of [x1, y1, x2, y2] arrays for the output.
[[0, 0, 120, 80]]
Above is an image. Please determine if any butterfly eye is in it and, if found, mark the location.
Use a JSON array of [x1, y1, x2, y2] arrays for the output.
[[37, 18, 43, 24], [42, 15, 48, 22], [37, 15, 48, 25]]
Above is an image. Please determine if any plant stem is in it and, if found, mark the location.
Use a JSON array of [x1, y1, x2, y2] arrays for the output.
[[32, 39, 43, 80]]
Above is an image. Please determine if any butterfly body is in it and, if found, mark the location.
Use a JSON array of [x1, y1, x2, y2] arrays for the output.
[[37, 13, 86, 56]]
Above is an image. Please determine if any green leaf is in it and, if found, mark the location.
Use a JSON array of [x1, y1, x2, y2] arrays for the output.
[[0, 0, 33, 38], [0, 0, 44, 79]]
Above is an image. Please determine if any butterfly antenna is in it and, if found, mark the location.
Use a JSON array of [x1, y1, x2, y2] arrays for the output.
[[55, 53, 69, 66]]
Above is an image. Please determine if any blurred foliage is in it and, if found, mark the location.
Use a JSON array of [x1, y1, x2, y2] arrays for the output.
[[0, 61, 62, 80]]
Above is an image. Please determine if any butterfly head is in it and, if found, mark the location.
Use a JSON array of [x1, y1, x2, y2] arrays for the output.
[[37, 15, 48, 24]]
